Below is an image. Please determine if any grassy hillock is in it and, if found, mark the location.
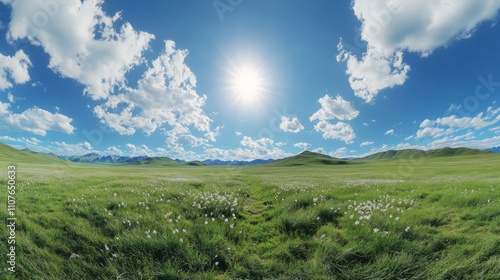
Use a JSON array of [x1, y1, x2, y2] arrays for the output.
[[427, 147, 491, 157], [265, 151, 349, 167], [361, 149, 425, 160], [130, 156, 180, 166], [130, 157, 207, 167], [0, 142, 68, 165], [361, 147, 491, 161], [186, 161, 206, 166]]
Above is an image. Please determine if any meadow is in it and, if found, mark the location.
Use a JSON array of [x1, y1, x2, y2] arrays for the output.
[[1, 150, 499, 279]]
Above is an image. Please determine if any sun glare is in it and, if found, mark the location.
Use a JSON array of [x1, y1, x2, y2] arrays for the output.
[[230, 65, 265, 105]]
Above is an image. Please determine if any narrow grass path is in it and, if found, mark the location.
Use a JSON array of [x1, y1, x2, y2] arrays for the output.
[[237, 177, 283, 257], [243, 177, 274, 222]]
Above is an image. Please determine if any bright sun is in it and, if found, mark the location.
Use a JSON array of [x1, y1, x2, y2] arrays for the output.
[[230, 65, 264, 105]]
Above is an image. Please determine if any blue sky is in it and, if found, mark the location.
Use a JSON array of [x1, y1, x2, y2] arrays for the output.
[[1, 0, 500, 160]]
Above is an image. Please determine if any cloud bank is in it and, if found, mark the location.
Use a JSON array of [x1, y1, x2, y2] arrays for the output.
[[338, 0, 500, 103]]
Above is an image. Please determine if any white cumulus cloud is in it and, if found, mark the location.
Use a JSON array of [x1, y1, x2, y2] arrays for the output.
[[241, 136, 273, 150], [7, 92, 15, 103], [178, 134, 208, 148], [310, 94, 358, 144], [310, 94, 359, 121], [338, 0, 500, 103], [0, 50, 31, 90], [0, 136, 41, 146], [360, 141, 374, 147], [416, 109, 500, 139], [279, 116, 304, 133], [124, 143, 154, 157], [204, 136, 291, 161], [52, 141, 93, 156], [416, 127, 446, 138], [313, 120, 356, 144], [294, 142, 310, 150], [329, 147, 349, 158], [94, 41, 214, 148], [2, 0, 154, 100], [0, 101, 74, 136], [384, 129, 394, 135], [404, 135, 414, 141], [337, 45, 409, 103]]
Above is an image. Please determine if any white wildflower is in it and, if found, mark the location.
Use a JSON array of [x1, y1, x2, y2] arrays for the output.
[[70, 253, 80, 259]]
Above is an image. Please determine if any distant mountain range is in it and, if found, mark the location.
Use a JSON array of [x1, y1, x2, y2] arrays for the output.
[[63, 153, 150, 164], [1, 141, 499, 167], [60, 152, 275, 166], [490, 146, 500, 153]]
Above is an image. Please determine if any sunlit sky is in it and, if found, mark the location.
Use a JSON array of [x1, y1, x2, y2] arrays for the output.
[[1, 0, 500, 160]]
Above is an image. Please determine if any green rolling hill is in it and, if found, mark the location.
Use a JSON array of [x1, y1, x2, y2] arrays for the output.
[[426, 147, 492, 157], [128, 157, 206, 167], [264, 147, 496, 167], [264, 151, 349, 167], [186, 161, 206, 166], [129, 156, 180, 166], [360, 147, 492, 161], [0, 142, 69, 165], [361, 149, 426, 160]]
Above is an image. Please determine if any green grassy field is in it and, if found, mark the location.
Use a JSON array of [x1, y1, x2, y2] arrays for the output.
[[1, 145, 499, 279]]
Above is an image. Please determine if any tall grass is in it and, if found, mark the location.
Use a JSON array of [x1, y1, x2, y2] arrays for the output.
[[0, 159, 498, 279]]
